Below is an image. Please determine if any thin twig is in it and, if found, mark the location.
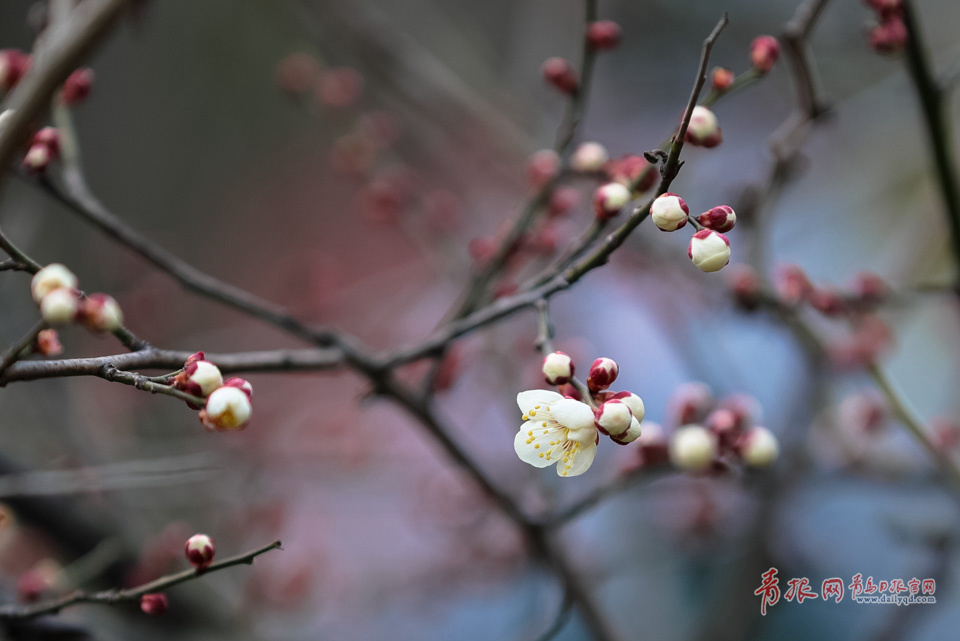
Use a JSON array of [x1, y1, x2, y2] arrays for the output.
[[0, 320, 47, 377], [0, 540, 282, 620], [901, 1, 960, 287]]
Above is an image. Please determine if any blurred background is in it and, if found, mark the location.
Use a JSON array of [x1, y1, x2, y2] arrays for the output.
[[2, 0, 960, 639]]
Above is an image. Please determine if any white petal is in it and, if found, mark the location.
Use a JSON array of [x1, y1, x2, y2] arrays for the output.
[[551, 398, 595, 431], [514, 423, 563, 468], [557, 441, 597, 477], [517, 390, 564, 414]]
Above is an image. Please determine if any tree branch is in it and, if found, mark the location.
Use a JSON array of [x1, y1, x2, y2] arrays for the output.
[[0, 540, 282, 620]]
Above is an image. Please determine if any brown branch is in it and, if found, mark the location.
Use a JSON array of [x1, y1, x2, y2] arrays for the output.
[[0, 540, 282, 620], [0, 0, 131, 192], [0, 346, 345, 385], [901, 1, 960, 287]]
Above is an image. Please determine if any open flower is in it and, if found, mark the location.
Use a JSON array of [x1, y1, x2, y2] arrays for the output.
[[514, 390, 598, 477]]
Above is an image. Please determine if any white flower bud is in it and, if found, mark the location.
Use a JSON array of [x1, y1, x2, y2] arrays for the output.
[[688, 229, 731, 273], [541, 351, 574, 385], [188, 361, 224, 397], [607, 391, 645, 424], [592, 182, 631, 220], [185, 533, 216, 569], [200, 386, 252, 432], [649, 193, 689, 231], [80, 293, 123, 332], [614, 416, 643, 444], [594, 399, 633, 436], [685, 106, 722, 148], [739, 427, 779, 467], [669, 425, 717, 472], [31, 264, 78, 304], [23, 144, 51, 173], [39, 288, 78, 324], [570, 141, 609, 173]]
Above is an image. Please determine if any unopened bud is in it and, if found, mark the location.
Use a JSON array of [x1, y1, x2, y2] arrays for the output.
[[542, 351, 574, 385], [870, 17, 907, 54], [140, 593, 168, 616], [22, 144, 52, 174], [775, 264, 812, 305], [705, 408, 741, 451], [650, 193, 689, 231], [865, 0, 903, 17], [0, 49, 29, 91], [605, 154, 656, 192], [185, 533, 216, 570], [548, 187, 581, 218], [557, 382, 582, 401], [176, 360, 223, 398], [541, 57, 578, 94], [34, 329, 62, 356], [727, 264, 761, 309], [688, 230, 731, 273], [316, 67, 363, 108], [79, 293, 123, 332], [613, 416, 643, 444], [587, 357, 619, 392], [605, 391, 645, 424], [223, 377, 254, 399], [750, 36, 780, 74], [526, 149, 560, 189], [669, 425, 718, 472], [61, 68, 94, 105], [696, 205, 736, 233], [586, 20, 621, 50], [670, 382, 714, 425], [199, 386, 252, 432], [684, 105, 722, 148], [711, 66, 734, 92], [595, 399, 633, 436], [570, 141, 609, 173], [40, 288, 79, 324], [592, 182, 631, 220], [31, 263, 77, 303], [738, 426, 779, 467]]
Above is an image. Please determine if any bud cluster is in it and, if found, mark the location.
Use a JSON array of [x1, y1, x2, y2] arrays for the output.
[[22, 127, 60, 174], [540, 353, 646, 446], [620, 382, 778, 476], [648, 193, 736, 273], [30, 263, 124, 332], [729, 264, 895, 369], [171, 352, 254, 431]]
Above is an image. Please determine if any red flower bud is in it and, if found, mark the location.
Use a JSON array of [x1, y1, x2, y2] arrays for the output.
[[696, 205, 736, 233], [586, 20, 622, 50], [61, 68, 94, 105], [869, 17, 907, 54], [587, 357, 619, 392], [541, 57, 578, 94], [711, 66, 735, 92], [750, 36, 780, 74], [140, 593, 168, 616]]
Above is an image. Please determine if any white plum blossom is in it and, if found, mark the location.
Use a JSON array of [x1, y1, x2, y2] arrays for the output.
[[514, 390, 598, 477]]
